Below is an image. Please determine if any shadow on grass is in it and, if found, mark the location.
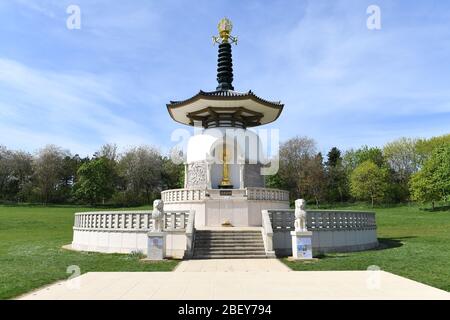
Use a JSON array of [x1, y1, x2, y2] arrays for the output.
[[422, 205, 450, 212], [375, 236, 414, 250], [312, 237, 414, 260]]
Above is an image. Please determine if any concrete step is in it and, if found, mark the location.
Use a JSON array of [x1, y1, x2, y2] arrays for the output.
[[193, 229, 267, 259], [195, 243, 264, 250], [194, 248, 266, 253], [195, 236, 263, 240], [195, 238, 262, 243], [196, 231, 262, 235], [195, 242, 263, 247], [195, 233, 262, 236], [193, 253, 266, 257], [194, 241, 265, 245], [192, 254, 268, 259]]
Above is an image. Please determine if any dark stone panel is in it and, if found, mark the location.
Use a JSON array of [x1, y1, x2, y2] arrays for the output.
[[244, 163, 265, 188]]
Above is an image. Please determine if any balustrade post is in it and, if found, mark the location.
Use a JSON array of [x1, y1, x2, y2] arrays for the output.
[[179, 212, 186, 229], [171, 212, 176, 229]]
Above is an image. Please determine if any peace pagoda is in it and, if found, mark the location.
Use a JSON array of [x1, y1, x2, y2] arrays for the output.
[[70, 19, 378, 260], [162, 18, 289, 227]]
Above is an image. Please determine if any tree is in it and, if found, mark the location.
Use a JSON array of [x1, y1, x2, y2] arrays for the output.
[[94, 143, 118, 162], [383, 137, 421, 202], [0, 146, 14, 201], [161, 156, 184, 190], [57, 154, 89, 203], [383, 138, 420, 179], [277, 136, 317, 200], [75, 157, 115, 205], [326, 147, 341, 167], [410, 144, 450, 209], [343, 146, 385, 173], [301, 153, 326, 207], [266, 172, 284, 189], [415, 134, 450, 166], [350, 160, 389, 207], [119, 146, 162, 204], [33, 145, 70, 204], [10, 150, 33, 202], [325, 147, 348, 203]]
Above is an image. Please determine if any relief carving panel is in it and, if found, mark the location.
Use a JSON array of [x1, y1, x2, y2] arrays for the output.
[[186, 161, 207, 189]]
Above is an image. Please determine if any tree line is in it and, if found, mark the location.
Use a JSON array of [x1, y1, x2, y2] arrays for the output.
[[0, 144, 183, 206], [267, 134, 450, 208], [1, 134, 449, 208]]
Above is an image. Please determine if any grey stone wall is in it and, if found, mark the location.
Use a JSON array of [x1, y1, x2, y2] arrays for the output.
[[244, 163, 265, 188]]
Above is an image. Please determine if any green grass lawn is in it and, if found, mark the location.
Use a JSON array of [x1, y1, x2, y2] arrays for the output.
[[1, 204, 449, 299], [283, 204, 450, 292], [0, 205, 178, 300]]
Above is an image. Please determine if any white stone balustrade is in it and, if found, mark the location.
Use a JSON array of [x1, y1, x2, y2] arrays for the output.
[[71, 210, 194, 258], [161, 187, 289, 204], [262, 209, 378, 256], [161, 189, 206, 203], [268, 210, 377, 232], [261, 210, 275, 257], [74, 211, 152, 231], [73, 210, 191, 232], [246, 187, 289, 201]]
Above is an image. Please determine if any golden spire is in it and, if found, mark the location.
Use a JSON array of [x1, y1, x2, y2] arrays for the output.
[[213, 18, 238, 45]]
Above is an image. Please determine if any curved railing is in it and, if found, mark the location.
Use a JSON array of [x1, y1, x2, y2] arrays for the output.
[[268, 210, 377, 232], [161, 187, 289, 203], [73, 210, 192, 232], [161, 189, 206, 203], [246, 187, 289, 201], [262, 209, 378, 255]]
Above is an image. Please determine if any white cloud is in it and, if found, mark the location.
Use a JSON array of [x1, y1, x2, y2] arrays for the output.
[[13, 0, 58, 18], [1, 0, 449, 156], [0, 58, 155, 156], [244, 0, 450, 151]]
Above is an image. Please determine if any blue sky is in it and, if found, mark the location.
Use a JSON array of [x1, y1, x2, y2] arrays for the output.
[[0, 0, 449, 157]]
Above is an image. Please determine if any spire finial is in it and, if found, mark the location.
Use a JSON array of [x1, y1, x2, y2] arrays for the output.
[[213, 18, 236, 91], [212, 18, 238, 45]]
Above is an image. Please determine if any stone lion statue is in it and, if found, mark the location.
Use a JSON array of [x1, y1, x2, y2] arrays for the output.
[[294, 199, 307, 232], [151, 199, 164, 232]]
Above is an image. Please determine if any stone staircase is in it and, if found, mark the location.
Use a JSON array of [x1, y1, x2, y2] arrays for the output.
[[192, 229, 267, 259]]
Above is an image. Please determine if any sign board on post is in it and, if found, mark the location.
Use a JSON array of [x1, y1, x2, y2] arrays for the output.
[[296, 235, 312, 259], [290, 231, 313, 260], [147, 232, 166, 260]]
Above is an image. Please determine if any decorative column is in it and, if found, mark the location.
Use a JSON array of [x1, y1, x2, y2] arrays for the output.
[[239, 163, 245, 189], [184, 163, 188, 188], [206, 160, 212, 189], [290, 199, 314, 260]]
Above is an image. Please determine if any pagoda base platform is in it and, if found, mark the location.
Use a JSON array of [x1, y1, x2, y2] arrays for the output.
[[161, 187, 290, 227]]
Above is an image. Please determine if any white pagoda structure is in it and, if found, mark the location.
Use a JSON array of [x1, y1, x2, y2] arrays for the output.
[[70, 19, 378, 259], [162, 18, 289, 227]]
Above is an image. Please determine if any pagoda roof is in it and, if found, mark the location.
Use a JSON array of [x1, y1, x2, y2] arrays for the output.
[[167, 90, 284, 127]]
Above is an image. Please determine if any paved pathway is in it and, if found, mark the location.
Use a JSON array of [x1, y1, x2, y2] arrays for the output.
[[174, 258, 291, 272], [18, 259, 450, 300]]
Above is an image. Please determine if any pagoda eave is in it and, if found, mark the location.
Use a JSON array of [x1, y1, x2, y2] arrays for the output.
[[167, 90, 284, 128]]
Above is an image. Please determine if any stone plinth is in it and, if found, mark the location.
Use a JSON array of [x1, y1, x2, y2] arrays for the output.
[[147, 232, 166, 260], [290, 231, 313, 260]]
